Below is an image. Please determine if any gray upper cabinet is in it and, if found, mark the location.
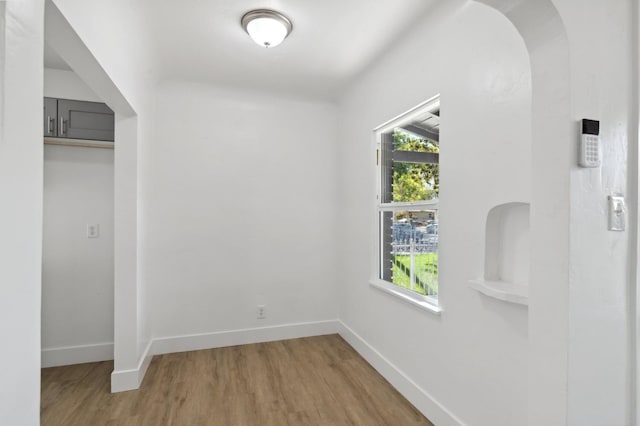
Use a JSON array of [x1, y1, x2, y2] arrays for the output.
[[44, 97, 58, 137], [58, 99, 114, 141], [44, 98, 114, 142]]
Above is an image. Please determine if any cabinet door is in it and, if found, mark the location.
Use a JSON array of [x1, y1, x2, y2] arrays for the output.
[[43, 97, 57, 137], [58, 99, 114, 141]]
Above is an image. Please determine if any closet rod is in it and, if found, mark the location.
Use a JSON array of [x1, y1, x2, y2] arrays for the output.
[[44, 139, 114, 150]]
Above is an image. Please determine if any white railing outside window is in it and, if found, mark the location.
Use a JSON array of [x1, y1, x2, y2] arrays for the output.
[[379, 202, 438, 301]]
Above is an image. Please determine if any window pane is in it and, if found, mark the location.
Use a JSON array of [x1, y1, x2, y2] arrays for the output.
[[381, 130, 439, 203], [380, 210, 438, 298], [393, 129, 439, 152], [392, 162, 439, 202]]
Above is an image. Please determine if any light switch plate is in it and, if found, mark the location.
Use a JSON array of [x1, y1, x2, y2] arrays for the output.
[[608, 195, 625, 232]]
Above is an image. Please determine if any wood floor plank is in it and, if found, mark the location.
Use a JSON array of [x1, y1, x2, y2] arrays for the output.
[[41, 334, 433, 426]]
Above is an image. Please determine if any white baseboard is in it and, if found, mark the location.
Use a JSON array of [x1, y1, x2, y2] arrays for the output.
[[78, 315, 462, 425], [337, 321, 464, 426], [110, 320, 338, 393], [151, 320, 340, 355], [111, 340, 153, 393], [41, 342, 113, 368]]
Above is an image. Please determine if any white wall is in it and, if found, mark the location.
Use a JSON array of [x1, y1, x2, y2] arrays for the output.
[[338, 0, 637, 424], [557, 0, 635, 424], [337, 3, 532, 425], [0, 1, 43, 425], [42, 145, 114, 362], [48, 0, 154, 386], [44, 67, 101, 102], [145, 81, 339, 341], [42, 69, 114, 367]]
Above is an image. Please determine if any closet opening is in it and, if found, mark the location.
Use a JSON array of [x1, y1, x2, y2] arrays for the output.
[[41, 42, 115, 369]]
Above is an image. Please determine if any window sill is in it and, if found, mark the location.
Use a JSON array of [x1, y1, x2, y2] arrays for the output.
[[369, 279, 442, 315]]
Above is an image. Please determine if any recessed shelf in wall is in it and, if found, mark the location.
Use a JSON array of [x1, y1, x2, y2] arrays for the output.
[[469, 202, 530, 306], [468, 279, 528, 306]]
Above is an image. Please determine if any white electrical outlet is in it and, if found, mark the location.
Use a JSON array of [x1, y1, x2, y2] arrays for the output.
[[257, 305, 266, 319], [87, 224, 100, 238]]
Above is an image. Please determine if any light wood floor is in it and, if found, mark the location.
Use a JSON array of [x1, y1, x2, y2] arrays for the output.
[[41, 334, 433, 425]]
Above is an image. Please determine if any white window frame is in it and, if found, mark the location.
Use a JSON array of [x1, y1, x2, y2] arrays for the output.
[[370, 95, 442, 315]]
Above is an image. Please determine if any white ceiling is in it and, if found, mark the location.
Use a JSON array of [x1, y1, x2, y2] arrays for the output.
[[142, 0, 438, 99], [46, 0, 440, 100]]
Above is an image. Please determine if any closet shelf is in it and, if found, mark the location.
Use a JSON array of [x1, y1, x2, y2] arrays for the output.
[[44, 137, 114, 149], [468, 279, 528, 306]]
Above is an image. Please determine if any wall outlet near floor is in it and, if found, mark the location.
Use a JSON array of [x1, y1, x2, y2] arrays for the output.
[[87, 224, 100, 238], [257, 304, 266, 319]]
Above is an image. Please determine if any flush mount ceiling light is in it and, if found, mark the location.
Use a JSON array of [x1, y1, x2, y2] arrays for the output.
[[241, 9, 292, 48]]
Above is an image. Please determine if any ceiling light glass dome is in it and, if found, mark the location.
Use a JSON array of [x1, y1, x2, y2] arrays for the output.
[[241, 10, 292, 48]]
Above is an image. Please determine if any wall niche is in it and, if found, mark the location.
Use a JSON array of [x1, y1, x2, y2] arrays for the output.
[[469, 202, 530, 306]]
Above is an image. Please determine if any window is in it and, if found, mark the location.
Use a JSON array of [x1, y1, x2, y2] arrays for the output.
[[375, 96, 440, 308]]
